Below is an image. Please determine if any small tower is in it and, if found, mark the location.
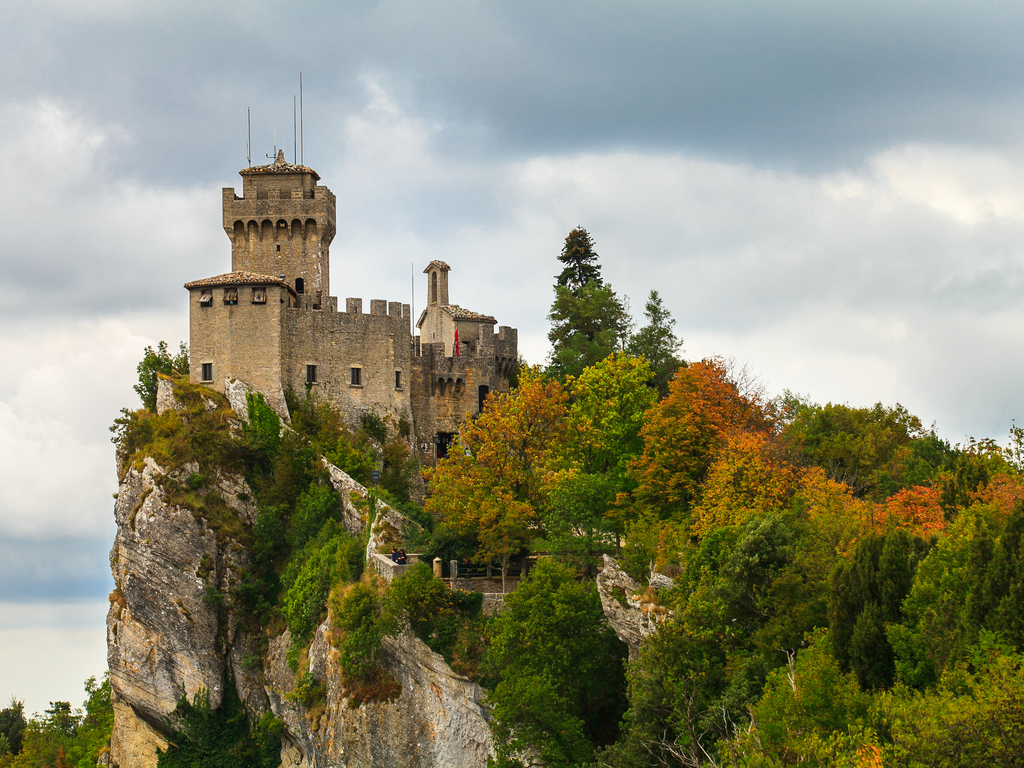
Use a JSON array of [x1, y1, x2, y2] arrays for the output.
[[425, 259, 450, 306], [222, 150, 336, 306]]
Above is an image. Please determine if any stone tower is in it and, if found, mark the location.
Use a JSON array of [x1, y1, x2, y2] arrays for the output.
[[223, 150, 336, 308]]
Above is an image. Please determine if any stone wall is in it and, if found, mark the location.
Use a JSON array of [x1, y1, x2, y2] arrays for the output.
[[187, 283, 290, 418], [281, 299, 413, 431]]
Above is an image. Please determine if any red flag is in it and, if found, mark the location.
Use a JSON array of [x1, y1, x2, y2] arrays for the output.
[[454, 326, 460, 358]]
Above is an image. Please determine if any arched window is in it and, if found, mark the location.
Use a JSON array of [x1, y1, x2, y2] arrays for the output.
[[431, 272, 438, 305], [295, 277, 305, 294]]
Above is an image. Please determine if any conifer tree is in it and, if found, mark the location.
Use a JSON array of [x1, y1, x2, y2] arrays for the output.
[[557, 227, 603, 295], [627, 290, 684, 397]]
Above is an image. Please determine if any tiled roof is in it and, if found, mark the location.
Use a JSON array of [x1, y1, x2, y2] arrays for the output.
[[442, 305, 496, 323], [239, 150, 320, 181], [184, 272, 288, 289], [423, 260, 451, 273]]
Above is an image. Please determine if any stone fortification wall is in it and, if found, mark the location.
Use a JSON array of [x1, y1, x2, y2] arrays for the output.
[[281, 299, 413, 431], [187, 283, 289, 419]]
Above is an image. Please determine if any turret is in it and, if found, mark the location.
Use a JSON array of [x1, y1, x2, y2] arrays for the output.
[[222, 150, 336, 308]]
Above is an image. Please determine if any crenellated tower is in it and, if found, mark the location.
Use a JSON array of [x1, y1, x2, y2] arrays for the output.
[[222, 150, 336, 308]]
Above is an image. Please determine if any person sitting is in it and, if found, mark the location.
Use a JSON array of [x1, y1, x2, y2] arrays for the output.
[[390, 547, 398, 562], [398, 549, 407, 564]]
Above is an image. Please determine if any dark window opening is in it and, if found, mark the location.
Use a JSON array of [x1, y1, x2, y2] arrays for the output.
[[395, 370, 402, 389], [199, 290, 213, 307], [223, 288, 238, 305], [276, 244, 281, 252], [251, 287, 266, 304], [295, 277, 305, 294], [306, 364, 317, 384], [201, 363, 213, 382], [430, 272, 437, 305], [478, 385, 490, 413], [350, 367, 362, 386], [435, 432, 454, 460]]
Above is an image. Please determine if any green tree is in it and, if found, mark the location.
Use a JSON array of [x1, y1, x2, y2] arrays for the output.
[[484, 559, 627, 766], [134, 341, 189, 411], [0, 699, 25, 756], [158, 683, 281, 768], [547, 282, 632, 380], [626, 290, 684, 398], [557, 227, 603, 295]]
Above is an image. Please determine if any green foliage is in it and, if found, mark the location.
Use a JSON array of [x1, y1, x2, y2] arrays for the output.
[[483, 559, 627, 766], [830, 530, 932, 690], [158, 682, 281, 768], [547, 282, 632, 380], [134, 341, 189, 411], [556, 226, 603, 295], [383, 563, 482, 661], [287, 483, 340, 551], [333, 583, 393, 681], [282, 522, 364, 647], [243, 392, 281, 462], [361, 410, 388, 444], [0, 699, 25, 756], [626, 290, 684, 398], [783, 401, 952, 501]]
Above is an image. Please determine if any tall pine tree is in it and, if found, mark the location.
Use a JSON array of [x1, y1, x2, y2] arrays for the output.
[[627, 290, 684, 397], [557, 228, 603, 295]]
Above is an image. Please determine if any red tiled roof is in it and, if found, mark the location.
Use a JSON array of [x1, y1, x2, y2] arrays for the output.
[[442, 305, 496, 323], [184, 272, 288, 289]]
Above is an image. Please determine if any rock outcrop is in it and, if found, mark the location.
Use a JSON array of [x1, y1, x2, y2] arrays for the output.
[[107, 418, 490, 767], [596, 555, 674, 660]]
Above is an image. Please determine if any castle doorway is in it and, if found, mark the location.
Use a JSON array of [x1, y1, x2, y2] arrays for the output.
[[478, 385, 490, 413], [434, 432, 454, 462]]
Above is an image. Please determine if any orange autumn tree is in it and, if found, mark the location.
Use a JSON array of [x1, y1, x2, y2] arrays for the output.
[[630, 357, 771, 521], [690, 430, 799, 538], [873, 485, 946, 538], [425, 368, 568, 590]]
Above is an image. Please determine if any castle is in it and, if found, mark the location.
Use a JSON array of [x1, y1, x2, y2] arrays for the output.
[[185, 151, 518, 462]]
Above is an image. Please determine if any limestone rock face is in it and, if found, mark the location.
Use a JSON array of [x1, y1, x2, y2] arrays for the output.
[[264, 623, 493, 768], [596, 555, 674, 660], [109, 448, 490, 768]]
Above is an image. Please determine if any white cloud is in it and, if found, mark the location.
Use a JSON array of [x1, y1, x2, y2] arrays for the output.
[[0, 601, 109, 717]]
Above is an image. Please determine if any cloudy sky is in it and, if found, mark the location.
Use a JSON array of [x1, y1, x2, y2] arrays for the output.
[[4, 0, 1024, 713]]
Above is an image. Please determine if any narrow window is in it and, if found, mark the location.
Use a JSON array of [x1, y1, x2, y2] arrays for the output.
[[223, 288, 238, 305], [430, 272, 437, 305], [306, 364, 317, 384], [251, 287, 266, 304], [276, 244, 281, 252], [199, 290, 213, 307], [295, 277, 305, 294], [201, 363, 213, 382], [350, 367, 362, 386], [395, 370, 402, 389]]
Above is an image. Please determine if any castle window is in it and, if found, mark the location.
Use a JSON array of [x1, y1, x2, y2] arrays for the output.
[[430, 272, 437, 305], [395, 371, 402, 389], [276, 244, 281, 252], [199, 290, 213, 307], [201, 363, 213, 382], [350, 367, 362, 386], [223, 288, 238, 305], [251, 287, 266, 304], [295, 277, 305, 295], [306, 365, 317, 384]]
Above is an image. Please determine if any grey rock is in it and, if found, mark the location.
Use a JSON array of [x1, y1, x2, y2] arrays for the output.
[[596, 554, 674, 660]]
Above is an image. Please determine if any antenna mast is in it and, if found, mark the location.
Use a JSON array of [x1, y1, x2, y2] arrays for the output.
[[247, 108, 251, 167], [293, 95, 297, 164], [300, 72, 304, 165]]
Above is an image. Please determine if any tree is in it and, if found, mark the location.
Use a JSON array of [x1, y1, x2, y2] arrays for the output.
[[426, 369, 568, 590], [557, 227, 603, 295], [135, 341, 189, 411], [630, 357, 770, 521], [627, 290, 684, 398], [484, 559, 627, 766], [0, 699, 25, 756], [547, 282, 632, 380]]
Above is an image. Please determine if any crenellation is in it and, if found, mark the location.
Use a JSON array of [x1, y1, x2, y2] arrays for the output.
[[370, 299, 387, 315], [346, 298, 362, 314]]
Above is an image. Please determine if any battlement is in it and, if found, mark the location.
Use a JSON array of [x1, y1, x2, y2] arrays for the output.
[[344, 298, 412, 320]]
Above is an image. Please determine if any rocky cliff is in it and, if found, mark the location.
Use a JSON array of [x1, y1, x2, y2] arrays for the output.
[[106, 381, 492, 768]]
